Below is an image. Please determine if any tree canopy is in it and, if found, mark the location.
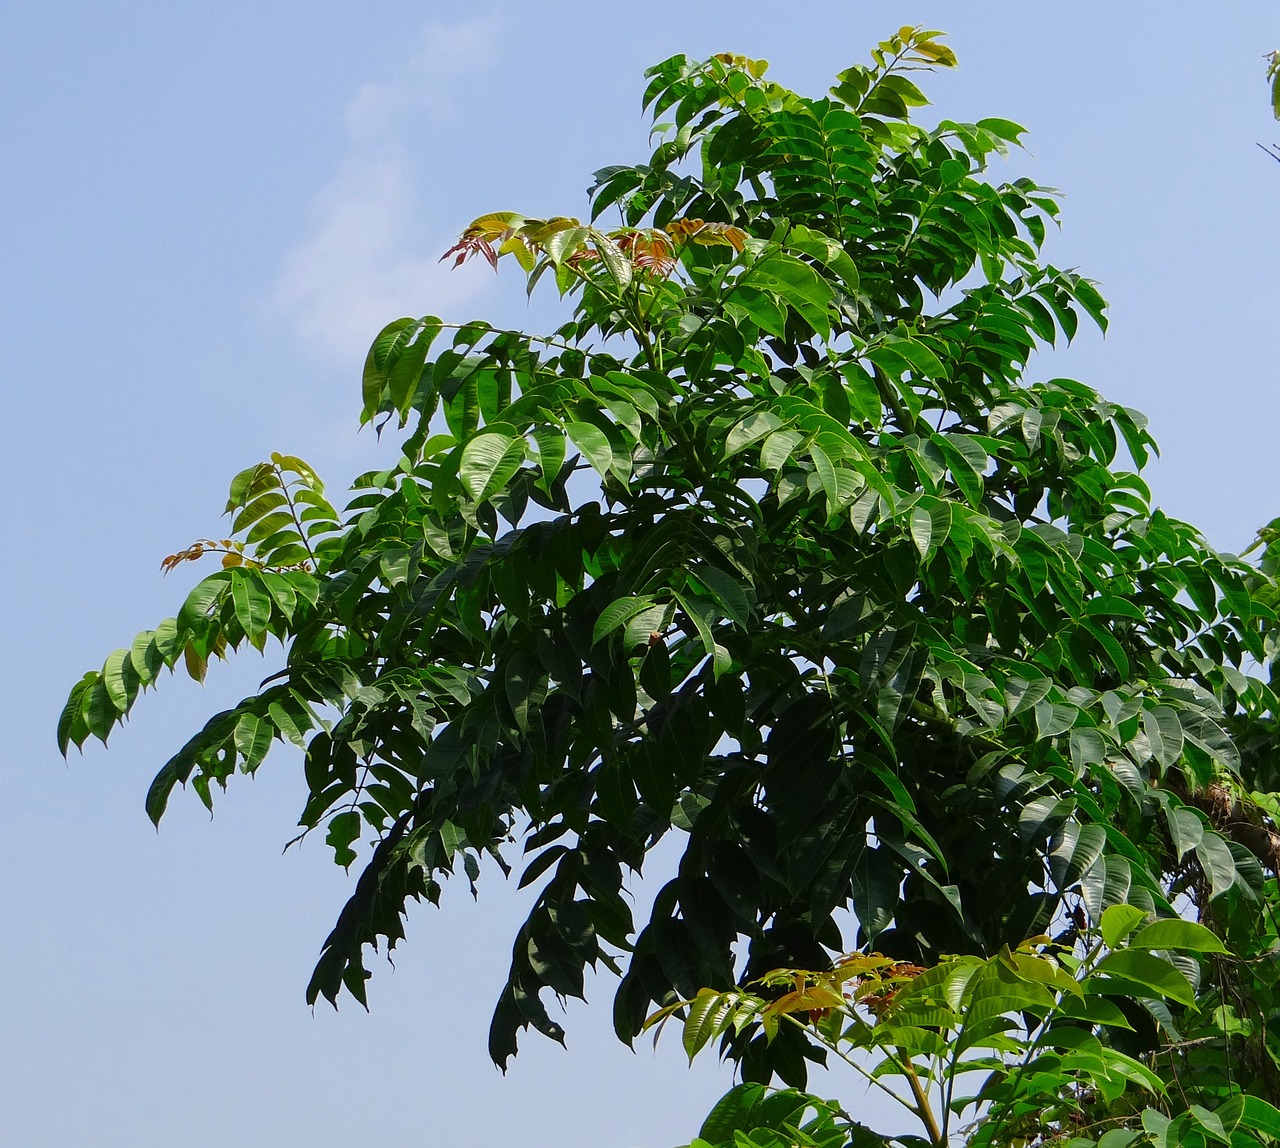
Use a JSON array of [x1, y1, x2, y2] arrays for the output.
[[61, 27, 1280, 1145]]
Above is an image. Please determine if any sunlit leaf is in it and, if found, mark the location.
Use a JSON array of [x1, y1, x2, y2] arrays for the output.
[[1129, 919, 1227, 955], [460, 429, 526, 505], [1092, 950, 1196, 1007]]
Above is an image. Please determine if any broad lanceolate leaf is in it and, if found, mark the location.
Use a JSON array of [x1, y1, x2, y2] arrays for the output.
[[459, 428, 526, 506], [1091, 950, 1196, 1007]]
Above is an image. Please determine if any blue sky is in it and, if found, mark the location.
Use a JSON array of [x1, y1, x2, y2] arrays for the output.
[[4, 3, 1280, 1145]]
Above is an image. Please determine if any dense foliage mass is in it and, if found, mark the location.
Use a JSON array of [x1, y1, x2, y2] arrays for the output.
[[63, 28, 1280, 1145]]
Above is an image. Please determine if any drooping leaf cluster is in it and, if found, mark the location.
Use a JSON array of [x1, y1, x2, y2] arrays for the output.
[[62, 26, 1280, 1127]]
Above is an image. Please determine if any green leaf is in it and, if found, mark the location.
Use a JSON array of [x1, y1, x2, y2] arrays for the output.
[[591, 230, 633, 291], [1068, 727, 1106, 773], [1057, 993, 1134, 1030], [267, 697, 310, 749], [1048, 821, 1106, 889], [261, 572, 298, 622], [564, 420, 614, 479], [683, 989, 733, 1061], [1070, 277, 1109, 334], [909, 505, 932, 557], [82, 676, 116, 741], [1020, 407, 1043, 450], [231, 573, 272, 636], [697, 1083, 768, 1144], [760, 428, 805, 472], [1017, 796, 1073, 844], [938, 432, 989, 505], [976, 116, 1027, 144], [1238, 1096, 1280, 1139], [839, 363, 882, 426], [1092, 950, 1196, 1006], [543, 225, 589, 267], [726, 287, 787, 338], [1099, 904, 1147, 949], [1164, 806, 1204, 861], [1141, 1109, 1171, 1148], [593, 596, 658, 645], [101, 649, 137, 714], [1084, 594, 1144, 622], [1096, 1129, 1140, 1148], [887, 337, 944, 379], [1006, 675, 1052, 717], [1035, 701, 1077, 739], [1142, 705, 1184, 769], [1187, 1104, 1229, 1145], [58, 673, 95, 753], [1129, 919, 1227, 955], [245, 511, 298, 548], [851, 850, 899, 941], [675, 591, 730, 679], [749, 252, 833, 336], [460, 429, 526, 504], [233, 712, 273, 771], [227, 461, 277, 507], [177, 573, 231, 633], [531, 425, 566, 486], [1195, 833, 1237, 899], [1097, 1048, 1166, 1095], [692, 564, 752, 628], [326, 810, 361, 870], [785, 224, 860, 291], [387, 322, 440, 423], [809, 443, 861, 518], [725, 411, 782, 457], [361, 317, 416, 421], [232, 491, 288, 535], [129, 629, 163, 686]]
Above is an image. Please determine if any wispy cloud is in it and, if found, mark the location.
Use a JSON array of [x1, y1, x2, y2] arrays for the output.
[[272, 20, 498, 367]]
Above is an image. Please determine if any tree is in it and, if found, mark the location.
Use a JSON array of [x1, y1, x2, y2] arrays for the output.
[[61, 27, 1280, 1144]]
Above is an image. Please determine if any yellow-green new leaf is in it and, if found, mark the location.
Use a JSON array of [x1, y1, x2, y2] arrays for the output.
[[682, 989, 734, 1061], [591, 230, 633, 291], [1099, 904, 1147, 950]]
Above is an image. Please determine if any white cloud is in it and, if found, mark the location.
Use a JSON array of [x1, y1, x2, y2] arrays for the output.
[[272, 20, 499, 367], [343, 20, 498, 143]]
